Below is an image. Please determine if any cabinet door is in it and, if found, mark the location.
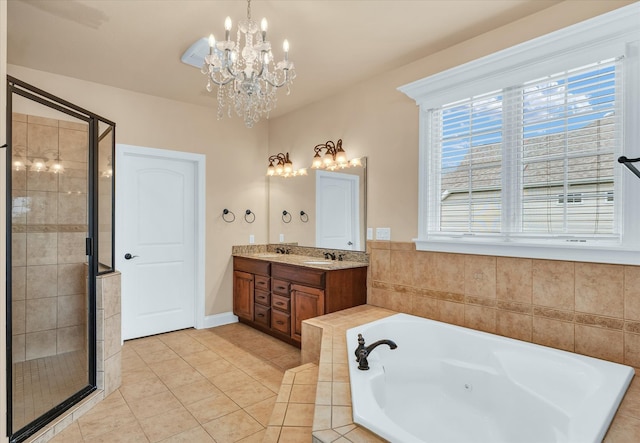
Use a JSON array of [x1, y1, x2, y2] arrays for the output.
[[291, 284, 325, 341], [233, 271, 254, 321]]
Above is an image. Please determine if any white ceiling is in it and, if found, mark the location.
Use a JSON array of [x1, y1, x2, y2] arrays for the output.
[[7, 0, 562, 118]]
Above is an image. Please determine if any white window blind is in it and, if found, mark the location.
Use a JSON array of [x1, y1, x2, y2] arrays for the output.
[[427, 58, 622, 241]]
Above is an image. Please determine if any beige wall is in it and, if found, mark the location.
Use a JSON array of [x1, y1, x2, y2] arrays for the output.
[[7, 64, 270, 317], [268, 0, 635, 242]]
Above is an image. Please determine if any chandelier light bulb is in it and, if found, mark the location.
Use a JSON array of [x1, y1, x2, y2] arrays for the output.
[[312, 154, 323, 169], [284, 160, 293, 174], [261, 18, 268, 35], [335, 150, 347, 164], [323, 152, 334, 166], [267, 163, 275, 176], [208, 34, 215, 48], [275, 163, 284, 175], [224, 16, 232, 31]]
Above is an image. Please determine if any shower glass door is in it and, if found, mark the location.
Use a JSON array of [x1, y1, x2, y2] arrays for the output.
[[6, 77, 115, 443]]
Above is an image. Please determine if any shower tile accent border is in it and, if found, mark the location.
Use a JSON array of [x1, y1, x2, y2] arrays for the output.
[[22, 271, 121, 443], [303, 305, 640, 443], [367, 240, 640, 366]]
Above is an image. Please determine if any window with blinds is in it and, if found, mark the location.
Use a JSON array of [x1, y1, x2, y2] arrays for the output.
[[428, 58, 622, 241]]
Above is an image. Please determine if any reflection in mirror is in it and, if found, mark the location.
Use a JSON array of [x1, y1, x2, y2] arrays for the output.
[[98, 122, 115, 272], [269, 157, 366, 251]]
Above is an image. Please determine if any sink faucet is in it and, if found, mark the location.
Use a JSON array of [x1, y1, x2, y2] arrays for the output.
[[354, 333, 397, 370], [324, 252, 336, 260], [276, 247, 286, 254]]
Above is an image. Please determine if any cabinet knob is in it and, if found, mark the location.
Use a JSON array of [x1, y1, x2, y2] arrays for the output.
[[276, 320, 284, 325]]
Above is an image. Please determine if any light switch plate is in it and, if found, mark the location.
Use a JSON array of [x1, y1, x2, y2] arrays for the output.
[[367, 228, 373, 240], [279, 233, 285, 242], [249, 234, 255, 244], [376, 227, 391, 240]]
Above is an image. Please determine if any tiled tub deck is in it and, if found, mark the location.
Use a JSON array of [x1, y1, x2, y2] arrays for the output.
[[294, 305, 640, 443]]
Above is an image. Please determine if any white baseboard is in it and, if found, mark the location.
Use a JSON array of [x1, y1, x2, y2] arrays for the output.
[[198, 311, 238, 329]]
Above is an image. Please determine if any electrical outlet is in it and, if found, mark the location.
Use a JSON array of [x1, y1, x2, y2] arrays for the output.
[[249, 234, 255, 244], [367, 228, 373, 240], [376, 227, 391, 240], [279, 233, 284, 242]]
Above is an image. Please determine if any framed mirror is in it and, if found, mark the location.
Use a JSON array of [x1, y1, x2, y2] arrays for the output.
[[268, 157, 367, 251]]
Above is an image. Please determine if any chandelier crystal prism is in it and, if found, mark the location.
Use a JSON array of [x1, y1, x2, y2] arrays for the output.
[[201, 0, 296, 128]]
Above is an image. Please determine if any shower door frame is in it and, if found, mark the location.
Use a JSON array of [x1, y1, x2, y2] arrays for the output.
[[5, 76, 116, 443]]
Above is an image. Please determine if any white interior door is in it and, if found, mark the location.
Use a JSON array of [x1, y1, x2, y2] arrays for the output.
[[117, 147, 197, 340], [316, 170, 360, 250]]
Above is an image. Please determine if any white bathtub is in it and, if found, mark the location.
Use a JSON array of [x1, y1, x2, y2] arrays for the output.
[[347, 313, 634, 443]]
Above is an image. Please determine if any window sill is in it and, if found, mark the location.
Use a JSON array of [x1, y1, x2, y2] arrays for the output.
[[413, 238, 640, 265]]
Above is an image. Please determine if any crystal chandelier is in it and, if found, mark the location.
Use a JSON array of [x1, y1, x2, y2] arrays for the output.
[[202, 0, 296, 128]]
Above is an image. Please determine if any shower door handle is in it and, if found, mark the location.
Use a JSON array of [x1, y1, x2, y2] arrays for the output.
[[124, 253, 139, 260]]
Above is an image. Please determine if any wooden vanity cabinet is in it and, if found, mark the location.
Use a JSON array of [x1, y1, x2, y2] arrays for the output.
[[233, 256, 367, 346]]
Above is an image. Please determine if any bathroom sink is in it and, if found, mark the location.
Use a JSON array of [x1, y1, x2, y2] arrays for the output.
[[302, 260, 333, 265]]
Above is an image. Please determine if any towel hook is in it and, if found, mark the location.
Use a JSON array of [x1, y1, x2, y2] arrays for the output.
[[282, 210, 292, 223], [222, 208, 235, 223], [244, 209, 256, 223], [299, 210, 309, 223]]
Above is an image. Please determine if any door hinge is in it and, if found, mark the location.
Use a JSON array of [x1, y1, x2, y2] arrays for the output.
[[86, 238, 93, 256]]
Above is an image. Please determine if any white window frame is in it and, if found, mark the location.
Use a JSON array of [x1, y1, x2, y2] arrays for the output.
[[399, 3, 640, 265]]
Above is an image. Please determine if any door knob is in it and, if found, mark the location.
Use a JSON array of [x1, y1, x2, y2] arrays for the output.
[[124, 253, 139, 260]]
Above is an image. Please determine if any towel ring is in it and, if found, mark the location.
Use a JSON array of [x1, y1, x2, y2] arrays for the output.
[[244, 209, 256, 223], [282, 210, 292, 223], [300, 210, 309, 223], [222, 208, 235, 223]]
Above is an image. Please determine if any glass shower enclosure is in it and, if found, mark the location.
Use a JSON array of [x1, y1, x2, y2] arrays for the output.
[[6, 76, 115, 443]]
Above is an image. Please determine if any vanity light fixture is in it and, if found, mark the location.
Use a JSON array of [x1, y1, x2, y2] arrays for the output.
[[13, 148, 65, 174], [311, 139, 361, 171], [266, 152, 307, 178], [201, 0, 296, 128]]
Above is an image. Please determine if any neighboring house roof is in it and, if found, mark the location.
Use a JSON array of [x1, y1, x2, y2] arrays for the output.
[[441, 116, 616, 195]]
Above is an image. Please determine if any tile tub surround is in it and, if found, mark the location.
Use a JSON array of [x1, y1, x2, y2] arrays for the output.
[[367, 240, 640, 368], [303, 305, 640, 443]]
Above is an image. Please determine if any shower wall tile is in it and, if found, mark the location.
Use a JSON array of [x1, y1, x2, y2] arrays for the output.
[[58, 294, 86, 328], [26, 330, 57, 360], [26, 298, 58, 332], [12, 266, 26, 300], [58, 166, 87, 194], [28, 115, 59, 127], [368, 241, 640, 367], [104, 352, 122, 397], [27, 123, 58, 155], [58, 120, 87, 131], [27, 169, 59, 192], [26, 232, 57, 265], [103, 272, 121, 319], [59, 128, 88, 163], [11, 191, 28, 225], [12, 233, 26, 266], [575, 262, 624, 318], [57, 264, 87, 296], [104, 314, 121, 359], [26, 190, 58, 225], [26, 264, 58, 298], [57, 325, 85, 354], [13, 334, 26, 363], [12, 300, 26, 335], [12, 120, 27, 146], [57, 232, 88, 264], [58, 192, 87, 225], [12, 169, 26, 191], [532, 259, 575, 311]]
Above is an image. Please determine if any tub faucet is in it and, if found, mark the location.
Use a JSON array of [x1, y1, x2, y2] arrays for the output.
[[355, 334, 397, 370]]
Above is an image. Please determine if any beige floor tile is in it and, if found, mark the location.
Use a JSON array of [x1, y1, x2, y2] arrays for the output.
[[278, 426, 312, 443], [137, 406, 199, 443], [289, 384, 317, 404], [155, 366, 206, 390], [149, 356, 192, 376], [195, 359, 236, 378], [180, 350, 222, 367], [263, 426, 282, 443], [83, 420, 149, 443], [138, 349, 180, 365], [210, 369, 255, 391], [236, 429, 266, 442], [77, 406, 137, 441], [185, 393, 240, 424], [202, 409, 264, 443], [224, 380, 277, 408], [119, 376, 168, 403], [283, 403, 315, 427], [170, 379, 223, 406], [269, 353, 302, 370], [50, 421, 83, 443], [268, 403, 287, 426], [157, 425, 215, 442], [244, 396, 277, 427], [127, 390, 182, 420], [121, 366, 155, 385]]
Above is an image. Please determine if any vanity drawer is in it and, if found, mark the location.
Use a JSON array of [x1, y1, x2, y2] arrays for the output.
[[272, 263, 325, 288], [254, 289, 270, 306], [271, 294, 290, 312], [254, 304, 270, 327], [271, 310, 290, 335], [254, 275, 270, 291], [271, 279, 290, 296]]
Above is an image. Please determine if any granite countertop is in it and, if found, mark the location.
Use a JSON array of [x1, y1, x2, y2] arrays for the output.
[[233, 252, 368, 271]]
